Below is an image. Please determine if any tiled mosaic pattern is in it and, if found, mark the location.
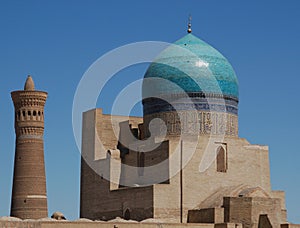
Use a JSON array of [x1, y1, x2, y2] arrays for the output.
[[143, 93, 238, 116], [143, 34, 239, 99]]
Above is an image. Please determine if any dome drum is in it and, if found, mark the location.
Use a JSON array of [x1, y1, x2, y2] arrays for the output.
[[143, 93, 238, 116]]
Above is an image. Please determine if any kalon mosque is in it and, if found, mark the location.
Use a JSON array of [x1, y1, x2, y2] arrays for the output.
[[7, 25, 299, 228]]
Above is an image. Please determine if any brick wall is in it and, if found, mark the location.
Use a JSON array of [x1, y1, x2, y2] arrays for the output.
[[223, 197, 282, 228]]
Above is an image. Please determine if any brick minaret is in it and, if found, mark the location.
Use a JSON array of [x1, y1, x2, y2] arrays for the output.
[[10, 76, 48, 219]]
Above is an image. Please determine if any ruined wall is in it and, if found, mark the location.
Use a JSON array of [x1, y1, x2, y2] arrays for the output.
[[223, 197, 252, 227], [120, 140, 170, 187], [187, 208, 224, 223], [223, 197, 282, 228], [281, 225, 300, 228], [0, 220, 218, 228], [81, 109, 153, 221], [81, 109, 142, 161], [80, 157, 154, 221]]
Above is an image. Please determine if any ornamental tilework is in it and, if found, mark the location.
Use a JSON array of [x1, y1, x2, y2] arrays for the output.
[[143, 34, 239, 99], [144, 110, 238, 137], [143, 95, 238, 116]]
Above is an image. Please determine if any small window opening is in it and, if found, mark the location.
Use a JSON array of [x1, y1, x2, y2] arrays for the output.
[[216, 146, 227, 173], [124, 209, 130, 220]]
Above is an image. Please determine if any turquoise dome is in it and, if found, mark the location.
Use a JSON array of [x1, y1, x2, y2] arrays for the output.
[[143, 33, 239, 99]]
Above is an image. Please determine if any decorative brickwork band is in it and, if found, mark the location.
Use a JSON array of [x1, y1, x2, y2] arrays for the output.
[[143, 93, 238, 137], [144, 111, 238, 137]]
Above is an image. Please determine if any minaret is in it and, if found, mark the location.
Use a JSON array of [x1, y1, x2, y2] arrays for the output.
[[10, 76, 48, 219]]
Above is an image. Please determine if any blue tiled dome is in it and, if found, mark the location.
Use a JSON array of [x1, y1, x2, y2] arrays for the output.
[[143, 33, 239, 99]]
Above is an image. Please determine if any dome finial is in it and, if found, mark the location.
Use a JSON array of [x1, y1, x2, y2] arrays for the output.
[[187, 14, 192, 33], [24, 75, 35, 91]]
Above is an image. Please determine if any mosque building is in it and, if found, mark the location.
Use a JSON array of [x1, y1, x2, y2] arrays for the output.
[[6, 23, 299, 228], [80, 24, 291, 228]]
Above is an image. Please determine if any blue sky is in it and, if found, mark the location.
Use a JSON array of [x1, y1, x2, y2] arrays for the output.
[[0, 0, 299, 223]]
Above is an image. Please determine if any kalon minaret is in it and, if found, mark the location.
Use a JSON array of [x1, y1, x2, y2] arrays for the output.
[[10, 76, 48, 219]]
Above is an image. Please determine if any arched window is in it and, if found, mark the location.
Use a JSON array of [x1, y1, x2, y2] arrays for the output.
[[216, 146, 227, 172], [124, 209, 130, 220]]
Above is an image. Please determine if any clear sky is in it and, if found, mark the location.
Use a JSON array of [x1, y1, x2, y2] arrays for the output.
[[0, 0, 299, 223]]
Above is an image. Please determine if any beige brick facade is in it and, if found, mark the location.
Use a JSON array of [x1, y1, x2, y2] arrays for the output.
[[80, 108, 291, 227]]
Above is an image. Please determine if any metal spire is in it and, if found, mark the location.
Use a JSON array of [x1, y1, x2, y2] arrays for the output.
[[187, 14, 192, 33]]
